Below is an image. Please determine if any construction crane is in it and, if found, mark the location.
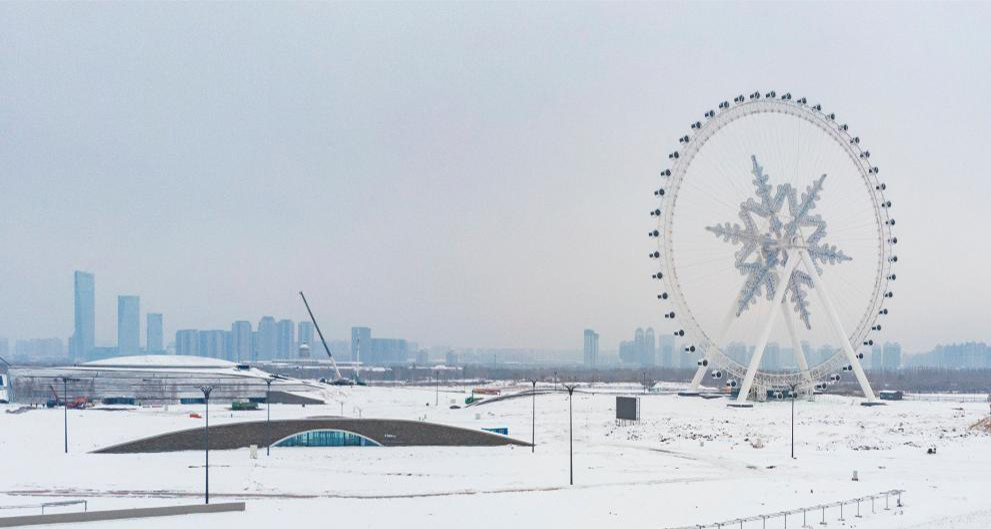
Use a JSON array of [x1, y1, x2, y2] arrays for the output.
[[299, 291, 352, 386]]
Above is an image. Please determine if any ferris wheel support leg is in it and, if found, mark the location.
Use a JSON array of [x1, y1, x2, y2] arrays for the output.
[[691, 296, 746, 390], [797, 250, 877, 402], [780, 301, 814, 391], [689, 364, 708, 389], [735, 255, 801, 403]]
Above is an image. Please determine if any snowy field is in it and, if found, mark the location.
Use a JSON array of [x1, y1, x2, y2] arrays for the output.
[[2, 384, 989, 528]]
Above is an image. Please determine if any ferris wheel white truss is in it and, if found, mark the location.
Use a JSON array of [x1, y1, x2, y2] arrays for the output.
[[650, 91, 898, 404]]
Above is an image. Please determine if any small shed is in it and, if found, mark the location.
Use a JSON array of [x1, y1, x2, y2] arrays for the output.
[[879, 390, 904, 401]]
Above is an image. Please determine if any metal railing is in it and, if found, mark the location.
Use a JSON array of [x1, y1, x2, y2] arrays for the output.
[[665, 489, 904, 529], [0, 500, 88, 515]]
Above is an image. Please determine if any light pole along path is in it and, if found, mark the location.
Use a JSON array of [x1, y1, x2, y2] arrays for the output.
[[563, 383, 578, 485]]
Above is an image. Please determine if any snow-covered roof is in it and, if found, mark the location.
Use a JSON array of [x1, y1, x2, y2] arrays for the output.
[[82, 355, 237, 369]]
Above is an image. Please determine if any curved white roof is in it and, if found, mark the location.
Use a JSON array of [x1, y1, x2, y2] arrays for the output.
[[83, 355, 237, 369]]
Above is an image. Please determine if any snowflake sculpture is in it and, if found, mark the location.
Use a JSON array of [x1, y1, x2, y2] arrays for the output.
[[705, 155, 851, 328]]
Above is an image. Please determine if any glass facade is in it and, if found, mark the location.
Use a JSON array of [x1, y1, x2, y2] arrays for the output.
[[274, 429, 381, 447]]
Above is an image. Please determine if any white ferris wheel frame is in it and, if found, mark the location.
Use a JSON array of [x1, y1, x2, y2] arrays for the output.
[[654, 95, 897, 402]]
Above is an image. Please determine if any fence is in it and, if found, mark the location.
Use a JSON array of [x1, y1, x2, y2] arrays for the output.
[[904, 393, 990, 403], [0, 500, 87, 515], [665, 489, 904, 529]]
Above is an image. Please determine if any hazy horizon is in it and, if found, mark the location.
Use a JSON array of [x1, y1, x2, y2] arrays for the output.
[[2, 2, 990, 354]]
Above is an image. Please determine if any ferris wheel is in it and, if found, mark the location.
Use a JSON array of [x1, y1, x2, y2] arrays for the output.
[[651, 91, 897, 405]]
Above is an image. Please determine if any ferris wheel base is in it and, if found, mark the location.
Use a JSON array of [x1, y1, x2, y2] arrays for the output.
[[726, 401, 754, 408], [861, 401, 887, 407], [677, 390, 702, 397]]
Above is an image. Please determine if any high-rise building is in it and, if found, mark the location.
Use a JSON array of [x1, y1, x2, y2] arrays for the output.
[[176, 329, 198, 356], [644, 328, 657, 366], [800, 341, 813, 367], [619, 340, 636, 364], [369, 338, 408, 364], [815, 344, 834, 366], [882, 342, 902, 371], [298, 321, 314, 350], [71, 271, 96, 360], [146, 313, 163, 353], [256, 317, 277, 360], [658, 335, 675, 368], [198, 330, 230, 359], [870, 344, 883, 370], [634, 328, 645, 363], [583, 329, 599, 368], [620, 328, 656, 366], [761, 342, 781, 371], [415, 349, 429, 364], [445, 350, 459, 366], [724, 342, 749, 365], [117, 295, 140, 356], [351, 327, 371, 363], [276, 319, 295, 359], [231, 321, 252, 362]]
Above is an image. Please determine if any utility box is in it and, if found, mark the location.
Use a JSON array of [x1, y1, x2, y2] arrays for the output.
[[616, 396, 640, 422]]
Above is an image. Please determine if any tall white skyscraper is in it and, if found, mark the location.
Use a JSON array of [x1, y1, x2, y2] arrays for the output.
[[71, 271, 95, 360], [583, 329, 599, 368], [117, 295, 140, 356], [231, 321, 252, 362], [146, 313, 163, 353]]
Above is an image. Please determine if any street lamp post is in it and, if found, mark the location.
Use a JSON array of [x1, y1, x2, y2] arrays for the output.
[[265, 377, 274, 456], [563, 383, 578, 485], [59, 376, 79, 454], [200, 385, 213, 504], [530, 379, 538, 453], [789, 383, 799, 459]]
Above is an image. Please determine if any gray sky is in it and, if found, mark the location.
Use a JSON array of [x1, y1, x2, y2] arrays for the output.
[[1, 2, 988, 354]]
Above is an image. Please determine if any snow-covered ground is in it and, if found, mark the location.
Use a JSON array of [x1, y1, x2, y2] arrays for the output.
[[1, 384, 988, 528]]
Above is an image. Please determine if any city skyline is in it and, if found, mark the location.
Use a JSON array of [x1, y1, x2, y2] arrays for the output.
[[0, 267, 963, 369], [0, 268, 940, 359], [2, 4, 990, 353]]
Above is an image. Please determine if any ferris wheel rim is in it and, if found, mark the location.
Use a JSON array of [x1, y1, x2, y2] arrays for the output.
[[654, 94, 896, 389]]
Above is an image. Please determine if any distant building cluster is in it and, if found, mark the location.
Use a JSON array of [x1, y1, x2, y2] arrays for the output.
[[176, 319, 316, 363], [66, 270, 165, 362], [619, 328, 657, 367], [45, 271, 417, 365], [350, 327, 410, 365], [6, 271, 991, 372], [903, 342, 991, 369], [869, 342, 903, 371]]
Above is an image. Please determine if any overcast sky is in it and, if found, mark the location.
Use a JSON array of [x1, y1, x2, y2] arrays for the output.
[[1, 2, 988, 353]]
